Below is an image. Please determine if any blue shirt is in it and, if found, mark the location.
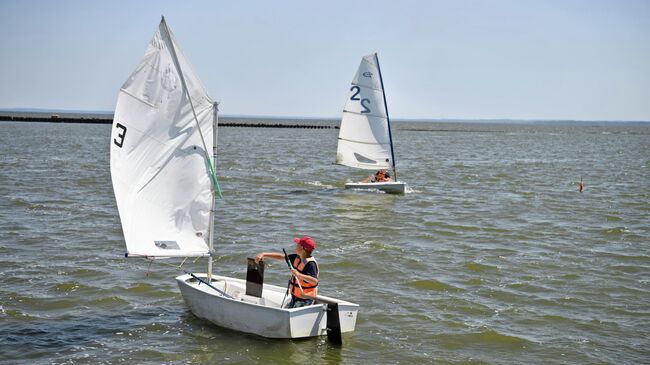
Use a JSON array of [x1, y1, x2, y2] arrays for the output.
[[288, 254, 318, 278]]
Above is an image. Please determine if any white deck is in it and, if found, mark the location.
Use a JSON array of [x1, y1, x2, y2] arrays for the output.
[[176, 273, 358, 339]]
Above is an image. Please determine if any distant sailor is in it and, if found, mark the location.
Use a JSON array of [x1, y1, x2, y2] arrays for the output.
[[362, 169, 392, 183], [255, 236, 320, 308]]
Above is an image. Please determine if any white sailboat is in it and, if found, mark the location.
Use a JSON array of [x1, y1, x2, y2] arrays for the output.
[[336, 53, 406, 194], [110, 17, 358, 342]]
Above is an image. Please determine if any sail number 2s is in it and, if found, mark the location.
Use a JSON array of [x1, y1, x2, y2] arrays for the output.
[[114, 123, 127, 148], [350, 86, 371, 114]]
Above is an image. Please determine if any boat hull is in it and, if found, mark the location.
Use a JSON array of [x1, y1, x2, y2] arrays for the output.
[[345, 181, 406, 194], [176, 273, 359, 339]]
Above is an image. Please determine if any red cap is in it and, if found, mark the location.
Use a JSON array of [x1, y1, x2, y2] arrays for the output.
[[294, 236, 317, 251]]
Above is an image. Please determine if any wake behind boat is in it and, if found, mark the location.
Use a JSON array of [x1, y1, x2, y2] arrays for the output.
[[110, 17, 357, 342], [336, 53, 407, 194]]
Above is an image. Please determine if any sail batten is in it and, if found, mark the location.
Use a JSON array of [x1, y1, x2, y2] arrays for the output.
[[342, 110, 387, 119], [110, 18, 215, 258], [338, 137, 391, 146]]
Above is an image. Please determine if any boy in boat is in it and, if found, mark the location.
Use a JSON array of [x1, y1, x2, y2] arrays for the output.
[[362, 169, 392, 183], [255, 236, 320, 308]]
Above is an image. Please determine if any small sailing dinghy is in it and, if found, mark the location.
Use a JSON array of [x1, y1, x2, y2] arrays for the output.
[[110, 17, 358, 342], [336, 53, 406, 194]]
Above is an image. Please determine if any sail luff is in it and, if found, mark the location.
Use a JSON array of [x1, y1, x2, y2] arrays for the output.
[[373, 53, 397, 180], [159, 17, 218, 190]]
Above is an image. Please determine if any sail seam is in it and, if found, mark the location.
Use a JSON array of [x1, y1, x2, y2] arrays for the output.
[[352, 83, 383, 93], [118, 89, 212, 116], [338, 137, 390, 146], [119, 89, 157, 108]]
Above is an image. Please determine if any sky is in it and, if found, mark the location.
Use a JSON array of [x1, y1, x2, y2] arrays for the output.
[[1, 0, 649, 121]]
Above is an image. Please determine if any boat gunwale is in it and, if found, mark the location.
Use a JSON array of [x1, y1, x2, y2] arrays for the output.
[[344, 181, 406, 193], [176, 273, 359, 312]]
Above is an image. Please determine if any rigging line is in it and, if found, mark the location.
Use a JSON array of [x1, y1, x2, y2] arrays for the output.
[[147, 258, 185, 270], [146, 259, 233, 299], [145, 259, 154, 277], [187, 272, 234, 299], [159, 17, 219, 192]]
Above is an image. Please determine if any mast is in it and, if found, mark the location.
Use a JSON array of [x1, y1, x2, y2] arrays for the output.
[[374, 53, 397, 180], [207, 102, 218, 283]]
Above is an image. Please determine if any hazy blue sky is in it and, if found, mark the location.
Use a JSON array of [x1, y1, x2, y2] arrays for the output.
[[1, 0, 648, 120]]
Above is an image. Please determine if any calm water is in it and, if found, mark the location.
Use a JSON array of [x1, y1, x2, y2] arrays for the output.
[[1, 121, 649, 364]]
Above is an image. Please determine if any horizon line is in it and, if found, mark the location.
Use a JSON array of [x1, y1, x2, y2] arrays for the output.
[[0, 107, 648, 124]]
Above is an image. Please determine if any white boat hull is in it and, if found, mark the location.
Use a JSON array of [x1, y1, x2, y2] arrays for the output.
[[176, 273, 359, 339], [345, 181, 406, 194]]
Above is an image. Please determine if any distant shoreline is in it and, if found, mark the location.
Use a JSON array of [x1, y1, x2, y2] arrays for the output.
[[0, 110, 648, 127]]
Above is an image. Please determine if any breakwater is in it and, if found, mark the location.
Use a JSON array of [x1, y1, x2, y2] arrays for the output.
[[0, 111, 338, 128]]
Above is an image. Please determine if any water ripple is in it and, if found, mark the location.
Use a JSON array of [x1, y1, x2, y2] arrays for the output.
[[1, 122, 649, 364]]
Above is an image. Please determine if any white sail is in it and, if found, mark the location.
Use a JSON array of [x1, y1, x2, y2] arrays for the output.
[[336, 54, 393, 170], [110, 18, 215, 258]]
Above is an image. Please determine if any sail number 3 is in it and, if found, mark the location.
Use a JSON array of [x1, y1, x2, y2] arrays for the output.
[[350, 86, 371, 114], [114, 123, 127, 148]]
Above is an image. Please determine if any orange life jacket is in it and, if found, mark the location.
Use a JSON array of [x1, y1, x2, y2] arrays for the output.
[[375, 171, 388, 182], [290, 256, 319, 299]]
